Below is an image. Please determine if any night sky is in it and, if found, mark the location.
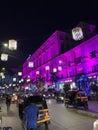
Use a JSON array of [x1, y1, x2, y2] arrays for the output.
[[0, 0, 98, 68]]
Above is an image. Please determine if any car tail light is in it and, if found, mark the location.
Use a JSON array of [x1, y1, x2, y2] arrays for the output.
[[81, 98, 88, 102], [45, 111, 49, 116]]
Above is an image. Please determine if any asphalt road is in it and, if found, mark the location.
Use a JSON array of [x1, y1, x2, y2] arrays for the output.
[[0, 99, 97, 130], [43, 99, 97, 130]]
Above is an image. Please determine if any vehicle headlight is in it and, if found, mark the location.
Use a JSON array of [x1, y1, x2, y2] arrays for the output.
[[43, 94, 46, 97], [61, 97, 64, 100]]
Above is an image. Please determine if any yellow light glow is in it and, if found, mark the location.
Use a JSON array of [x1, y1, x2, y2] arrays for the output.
[[0, 72, 4, 76], [2, 75, 5, 79], [9, 40, 17, 50], [4, 43, 8, 48], [18, 72, 22, 76], [13, 78, 16, 81], [1, 53, 8, 61]]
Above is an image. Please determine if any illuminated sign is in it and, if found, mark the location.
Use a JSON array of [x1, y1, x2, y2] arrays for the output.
[[72, 27, 83, 41]]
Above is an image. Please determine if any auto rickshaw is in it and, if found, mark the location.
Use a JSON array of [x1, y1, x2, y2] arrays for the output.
[[64, 90, 88, 110], [55, 91, 64, 103]]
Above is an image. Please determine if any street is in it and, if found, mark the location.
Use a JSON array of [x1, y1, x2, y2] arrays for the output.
[[46, 99, 96, 130], [0, 99, 97, 130]]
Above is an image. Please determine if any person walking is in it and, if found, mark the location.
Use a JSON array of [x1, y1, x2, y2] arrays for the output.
[[24, 96, 39, 130], [18, 95, 24, 119], [6, 94, 11, 112]]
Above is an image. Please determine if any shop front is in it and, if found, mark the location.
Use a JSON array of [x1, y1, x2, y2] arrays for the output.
[[87, 72, 98, 101]]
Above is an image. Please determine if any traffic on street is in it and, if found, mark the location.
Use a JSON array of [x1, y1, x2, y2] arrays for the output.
[[0, 6, 98, 130], [0, 96, 98, 130]]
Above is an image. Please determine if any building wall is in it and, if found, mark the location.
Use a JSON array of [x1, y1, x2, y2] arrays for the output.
[[22, 30, 98, 84], [22, 30, 66, 79]]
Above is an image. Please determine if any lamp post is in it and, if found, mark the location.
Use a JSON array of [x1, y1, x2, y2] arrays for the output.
[[0, 39, 17, 84], [0, 39, 17, 61]]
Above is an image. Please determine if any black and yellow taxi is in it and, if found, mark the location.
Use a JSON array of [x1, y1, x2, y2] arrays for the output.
[[21, 95, 51, 125], [64, 90, 88, 110]]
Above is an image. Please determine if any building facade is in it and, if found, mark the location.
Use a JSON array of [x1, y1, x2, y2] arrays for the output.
[[22, 23, 98, 92]]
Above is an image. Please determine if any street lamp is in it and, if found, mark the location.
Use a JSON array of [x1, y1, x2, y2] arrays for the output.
[[1, 53, 8, 61], [36, 71, 39, 75], [59, 60, 62, 64], [3, 43, 8, 48], [8, 40, 17, 50], [72, 27, 83, 41], [45, 66, 50, 71], [13, 78, 17, 82], [0, 39, 17, 61], [58, 66, 62, 71], [0, 72, 4, 76], [28, 61, 34, 68], [2, 75, 5, 79], [53, 68, 57, 73], [18, 72, 22, 76]]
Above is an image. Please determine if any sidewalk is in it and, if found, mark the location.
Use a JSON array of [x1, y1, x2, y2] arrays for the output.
[[0, 102, 24, 130], [88, 101, 98, 114], [68, 101, 98, 118]]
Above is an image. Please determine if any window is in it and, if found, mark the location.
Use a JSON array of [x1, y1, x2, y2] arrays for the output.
[[67, 61, 70, 67], [69, 71, 74, 77], [92, 64, 98, 72], [39, 58, 41, 66], [60, 35, 65, 40], [75, 56, 82, 64], [90, 50, 96, 58]]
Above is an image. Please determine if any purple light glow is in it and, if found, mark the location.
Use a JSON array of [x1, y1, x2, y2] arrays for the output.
[[22, 27, 98, 89]]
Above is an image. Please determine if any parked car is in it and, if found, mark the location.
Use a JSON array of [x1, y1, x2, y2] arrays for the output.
[[64, 90, 88, 110]]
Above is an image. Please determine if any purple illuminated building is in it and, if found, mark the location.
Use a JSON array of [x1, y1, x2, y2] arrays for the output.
[[22, 22, 98, 91]]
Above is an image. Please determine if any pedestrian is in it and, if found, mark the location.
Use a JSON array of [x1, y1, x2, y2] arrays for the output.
[[18, 96, 24, 119], [6, 94, 11, 112], [24, 96, 39, 130]]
